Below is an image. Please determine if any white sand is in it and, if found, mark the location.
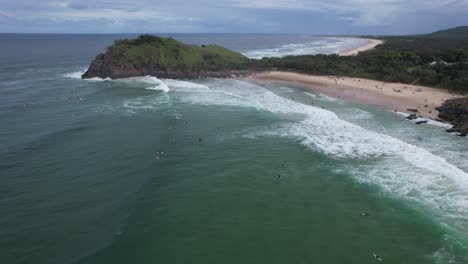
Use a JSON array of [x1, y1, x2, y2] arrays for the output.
[[340, 39, 384, 56], [252, 71, 461, 120]]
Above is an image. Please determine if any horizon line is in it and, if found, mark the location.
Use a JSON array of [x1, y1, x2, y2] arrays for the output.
[[0, 32, 396, 36]]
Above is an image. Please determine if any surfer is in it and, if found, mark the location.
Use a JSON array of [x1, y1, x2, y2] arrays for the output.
[[373, 253, 383, 262]]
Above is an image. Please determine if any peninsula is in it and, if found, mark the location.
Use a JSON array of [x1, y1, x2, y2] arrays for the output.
[[82, 28, 468, 135], [82, 34, 253, 79]]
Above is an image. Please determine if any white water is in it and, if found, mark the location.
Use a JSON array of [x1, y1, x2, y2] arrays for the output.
[[64, 71, 170, 91], [242, 37, 367, 59], [67, 71, 468, 259], [63, 69, 86, 79], [304, 91, 344, 103], [156, 78, 468, 241], [394, 111, 454, 129], [67, 73, 468, 229]]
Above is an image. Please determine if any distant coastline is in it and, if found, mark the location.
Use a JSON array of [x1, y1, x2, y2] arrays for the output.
[[339, 38, 384, 56]]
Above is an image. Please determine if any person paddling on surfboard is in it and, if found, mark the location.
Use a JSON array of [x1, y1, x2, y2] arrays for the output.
[[373, 253, 383, 261]]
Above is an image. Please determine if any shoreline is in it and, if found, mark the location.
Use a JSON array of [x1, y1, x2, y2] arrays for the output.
[[250, 71, 460, 120], [339, 38, 383, 56]]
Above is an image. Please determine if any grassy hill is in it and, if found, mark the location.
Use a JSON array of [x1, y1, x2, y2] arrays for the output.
[[421, 26, 468, 40], [82, 34, 251, 79]]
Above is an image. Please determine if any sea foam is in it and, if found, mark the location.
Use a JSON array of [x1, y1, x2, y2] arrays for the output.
[[395, 111, 453, 129], [63, 71, 170, 92], [242, 37, 367, 59], [174, 78, 468, 238], [63, 69, 87, 79]]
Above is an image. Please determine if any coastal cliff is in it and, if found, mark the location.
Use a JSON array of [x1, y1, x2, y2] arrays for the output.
[[436, 97, 468, 136], [82, 35, 253, 79]]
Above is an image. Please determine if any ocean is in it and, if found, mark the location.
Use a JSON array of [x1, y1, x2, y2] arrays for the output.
[[1, 34, 468, 264]]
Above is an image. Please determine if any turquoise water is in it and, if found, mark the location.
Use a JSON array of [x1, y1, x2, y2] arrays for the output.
[[1, 35, 468, 263]]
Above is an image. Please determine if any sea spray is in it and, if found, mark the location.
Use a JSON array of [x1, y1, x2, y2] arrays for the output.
[[64, 71, 170, 92]]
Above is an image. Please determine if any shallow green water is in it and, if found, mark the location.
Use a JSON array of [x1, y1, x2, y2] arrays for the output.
[[1, 35, 468, 264]]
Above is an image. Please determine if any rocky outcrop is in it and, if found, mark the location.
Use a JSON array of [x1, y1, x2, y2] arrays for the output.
[[82, 34, 254, 79], [82, 53, 255, 79], [81, 51, 256, 79], [436, 97, 468, 136], [406, 113, 419, 120]]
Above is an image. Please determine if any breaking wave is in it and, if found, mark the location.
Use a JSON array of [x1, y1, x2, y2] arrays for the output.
[[173, 79, 468, 246], [395, 111, 454, 129], [64, 71, 170, 91], [242, 37, 367, 59]]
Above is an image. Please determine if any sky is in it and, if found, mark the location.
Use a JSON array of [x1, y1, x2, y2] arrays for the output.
[[0, 0, 468, 34]]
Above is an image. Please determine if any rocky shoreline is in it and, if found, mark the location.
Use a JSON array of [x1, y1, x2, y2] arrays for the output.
[[81, 50, 258, 79], [82, 60, 258, 79], [436, 97, 468, 136], [81, 34, 253, 80]]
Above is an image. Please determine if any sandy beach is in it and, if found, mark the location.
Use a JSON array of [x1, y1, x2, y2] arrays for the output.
[[339, 39, 383, 56], [252, 71, 460, 120]]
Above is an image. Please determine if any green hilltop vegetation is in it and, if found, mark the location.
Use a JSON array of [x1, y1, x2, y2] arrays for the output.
[[111, 35, 250, 68], [420, 26, 468, 40], [82, 34, 251, 79]]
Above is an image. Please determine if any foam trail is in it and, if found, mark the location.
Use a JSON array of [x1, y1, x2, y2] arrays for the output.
[[63, 69, 87, 79], [116, 79, 215, 115], [64, 69, 111, 82], [304, 92, 343, 103], [146, 84, 169, 92], [111, 76, 170, 92], [177, 78, 468, 238], [394, 111, 453, 129], [64, 72, 171, 92], [162, 79, 209, 90]]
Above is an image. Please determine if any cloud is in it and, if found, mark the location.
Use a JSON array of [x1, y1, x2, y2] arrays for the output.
[[231, 0, 305, 9], [230, 0, 468, 26], [47, 1, 69, 8], [67, 2, 88, 10], [0, 0, 467, 33], [0, 10, 12, 18]]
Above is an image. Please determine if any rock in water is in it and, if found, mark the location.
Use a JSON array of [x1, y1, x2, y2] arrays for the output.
[[406, 113, 418, 120], [82, 34, 253, 79]]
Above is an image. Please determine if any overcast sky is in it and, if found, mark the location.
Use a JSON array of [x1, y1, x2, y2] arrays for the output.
[[1, 0, 467, 34]]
